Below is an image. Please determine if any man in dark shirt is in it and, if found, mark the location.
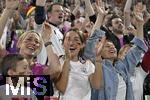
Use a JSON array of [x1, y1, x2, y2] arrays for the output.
[[89, 14, 134, 52]]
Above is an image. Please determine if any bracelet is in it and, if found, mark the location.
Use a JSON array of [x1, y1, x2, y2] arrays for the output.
[[95, 58, 102, 62], [44, 41, 52, 47], [95, 60, 102, 62]]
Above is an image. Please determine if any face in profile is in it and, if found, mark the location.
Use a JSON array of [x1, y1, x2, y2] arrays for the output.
[[8, 59, 31, 76], [18, 32, 42, 57], [7, 58, 31, 87]]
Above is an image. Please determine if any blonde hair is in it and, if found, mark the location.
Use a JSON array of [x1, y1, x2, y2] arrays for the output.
[[17, 30, 43, 55]]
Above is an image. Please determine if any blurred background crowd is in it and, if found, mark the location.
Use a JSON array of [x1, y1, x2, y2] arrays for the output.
[[0, 0, 150, 100]]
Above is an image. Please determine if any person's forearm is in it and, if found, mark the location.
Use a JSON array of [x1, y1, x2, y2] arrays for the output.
[[124, 0, 132, 13], [84, 0, 95, 16], [90, 57, 102, 89], [72, 4, 80, 17], [91, 13, 105, 36], [54, 58, 70, 94], [0, 9, 14, 38], [124, 0, 132, 28], [34, 0, 46, 24], [45, 45, 62, 79], [34, 6, 46, 24], [136, 23, 143, 40]]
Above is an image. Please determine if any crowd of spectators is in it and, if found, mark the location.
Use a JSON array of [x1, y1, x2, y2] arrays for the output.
[[0, 0, 150, 100]]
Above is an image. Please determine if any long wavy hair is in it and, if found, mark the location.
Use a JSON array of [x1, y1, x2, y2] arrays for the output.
[[63, 28, 86, 63]]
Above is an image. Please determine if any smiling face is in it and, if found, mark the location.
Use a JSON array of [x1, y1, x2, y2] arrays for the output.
[[101, 40, 117, 61], [18, 32, 42, 57], [63, 30, 84, 60]]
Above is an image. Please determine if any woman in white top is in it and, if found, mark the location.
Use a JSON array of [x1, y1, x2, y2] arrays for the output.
[[54, 28, 103, 100]]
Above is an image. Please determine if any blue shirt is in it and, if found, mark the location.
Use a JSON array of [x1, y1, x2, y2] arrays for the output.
[[84, 29, 148, 100]]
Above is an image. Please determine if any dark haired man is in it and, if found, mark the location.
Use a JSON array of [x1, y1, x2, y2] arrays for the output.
[[34, 0, 65, 66], [34, 0, 65, 97], [100, 14, 134, 52]]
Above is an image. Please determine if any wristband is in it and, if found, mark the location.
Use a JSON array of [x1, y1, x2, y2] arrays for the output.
[[44, 41, 52, 47]]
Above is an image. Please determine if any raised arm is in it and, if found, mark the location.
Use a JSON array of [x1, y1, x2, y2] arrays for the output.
[[72, 0, 80, 18], [133, 3, 145, 40], [42, 22, 61, 79], [124, 0, 132, 27], [122, 13, 147, 74], [122, 6, 148, 74], [54, 39, 71, 94], [34, 0, 46, 25], [84, 29, 105, 62], [89, 36, 105, 89], [91, 2, 107, 36], [84, 0, 95, 17], [0, 0, 19, 38]]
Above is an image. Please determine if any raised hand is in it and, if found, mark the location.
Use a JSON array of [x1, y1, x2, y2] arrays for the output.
[[63, 38, 77, 60], [95, 1, 108, 16], [132, 2, 145, 39], [123, 25, 137, 36], [142, 5, 150, 22], [63, 39, 72, 60], [133, 2, 144, 24], [42, 22, 52, 43], [133, 2, 144, 14], [95, 36, 106, 58], [96, 0, 102, 6], [36, 0, 46, 6], [75, 0, 81, 6], [6, 0, 19, 10]]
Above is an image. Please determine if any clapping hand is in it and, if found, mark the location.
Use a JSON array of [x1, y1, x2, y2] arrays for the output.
[[96, 0, 108, 15], [95, 36, 106, 59], [42, 22, 52, 43]]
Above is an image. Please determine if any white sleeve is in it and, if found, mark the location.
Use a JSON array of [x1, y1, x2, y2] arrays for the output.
[[86, 60, 95, 75], [34, 22, 43, 35]]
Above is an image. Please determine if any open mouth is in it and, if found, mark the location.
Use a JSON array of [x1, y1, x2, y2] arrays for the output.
[[27, 46, 35, 52], [109, 50, 116, 54], [118, 25, 123, 29], [69, 48, 76, 52], [58, 16, 63, 20]]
